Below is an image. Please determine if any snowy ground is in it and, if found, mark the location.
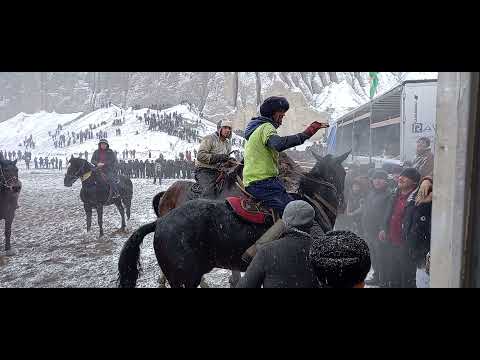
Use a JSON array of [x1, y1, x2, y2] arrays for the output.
[[0, 166, 232, 288]]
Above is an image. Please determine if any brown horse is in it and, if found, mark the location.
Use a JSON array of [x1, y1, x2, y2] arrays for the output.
[[150, 152, 345, 287], [0, 159, 22, 256]]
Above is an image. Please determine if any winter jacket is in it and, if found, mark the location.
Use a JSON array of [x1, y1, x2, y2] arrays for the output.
[[91, 148, 118, 174], [402, 188, 432, 266], [243, 116, 309, 187], [236, 228, 317, 288], [380, 188, 414, 245], [195, 132, 232, 170], [413, 149, 434, 178], [361, 187, 392, 240]]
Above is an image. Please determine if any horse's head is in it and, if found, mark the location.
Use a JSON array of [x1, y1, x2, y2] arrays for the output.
[[0, 159, 21, 193], [304, 150, 350, 214], [64, 157, 91, 187]]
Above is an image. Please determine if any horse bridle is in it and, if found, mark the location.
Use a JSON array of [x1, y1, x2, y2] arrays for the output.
[[66, 161, 87, 183], [294, 170, 340, 233], [0, 164, 19, 191]]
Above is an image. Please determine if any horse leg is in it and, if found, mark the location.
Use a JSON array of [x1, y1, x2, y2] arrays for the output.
[[114, 199, 126, 230], [84, 203, 93, 233], [229, 271, 242, 288], [4, 216, 13, 252], [96, 205, 104, 237], [125, 197, 131, 220]]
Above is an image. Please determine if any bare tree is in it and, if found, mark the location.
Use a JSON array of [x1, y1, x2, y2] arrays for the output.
[[233, 72, 239, 108], [255, 72, 262, 107]]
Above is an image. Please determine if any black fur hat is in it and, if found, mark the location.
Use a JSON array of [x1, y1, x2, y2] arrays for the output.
[[309, 230, 371, 288], [260, 96, 290, 118]]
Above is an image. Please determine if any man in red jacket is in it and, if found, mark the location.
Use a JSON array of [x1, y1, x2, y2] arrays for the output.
[[378, 168, 420, 287]]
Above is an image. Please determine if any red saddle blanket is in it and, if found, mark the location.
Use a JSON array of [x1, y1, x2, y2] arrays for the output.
[[226, 196, 272, 224]]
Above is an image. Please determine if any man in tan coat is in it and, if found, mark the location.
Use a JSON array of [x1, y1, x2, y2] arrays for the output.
[[413, 137, 434, 178], [194, 120, 233, 198]]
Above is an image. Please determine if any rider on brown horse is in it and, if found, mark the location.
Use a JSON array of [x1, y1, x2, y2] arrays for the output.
[[241, 96, 329, 263], [194, 120, 233, 198], [91, 139, 120, 199]]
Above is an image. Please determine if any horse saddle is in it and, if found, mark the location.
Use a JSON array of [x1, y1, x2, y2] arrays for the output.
[[226, 196, 275, 225]]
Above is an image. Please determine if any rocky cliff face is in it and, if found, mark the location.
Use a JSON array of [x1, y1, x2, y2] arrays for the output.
[[0, 72, 422, 138]]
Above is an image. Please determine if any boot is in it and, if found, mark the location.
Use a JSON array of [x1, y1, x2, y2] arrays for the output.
[[241, 219, 287, 264]]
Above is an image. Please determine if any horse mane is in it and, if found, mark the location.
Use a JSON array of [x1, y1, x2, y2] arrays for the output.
[[278, 152, 304, 193]]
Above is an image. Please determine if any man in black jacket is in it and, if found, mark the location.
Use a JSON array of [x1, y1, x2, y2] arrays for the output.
[[236, 200, 318, 288], [361, 169, 391, 286], [403, 176, 433, 287], [91, 139, 120, 198]]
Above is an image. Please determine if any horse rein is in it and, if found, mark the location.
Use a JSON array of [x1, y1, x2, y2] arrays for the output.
[[0, 164, 19, 191], [292, 170, 339, 233]]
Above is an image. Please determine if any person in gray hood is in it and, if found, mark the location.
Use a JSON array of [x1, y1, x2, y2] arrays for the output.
[[236, 200, 319, 288]]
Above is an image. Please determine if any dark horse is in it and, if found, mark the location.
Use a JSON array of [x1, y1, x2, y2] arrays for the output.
[[64, 158, 133, 237], [151, 152, 317, 287], [0, 159, 22, 255], [118, 151, 349, 288]]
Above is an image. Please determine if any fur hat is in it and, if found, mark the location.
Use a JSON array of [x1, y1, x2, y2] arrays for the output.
[[220, 120, 233, 129], [399, 167, 421, 184], [309, 230, 371, 288], [282, 200, 315, 228], [260, 96, 290, 118]]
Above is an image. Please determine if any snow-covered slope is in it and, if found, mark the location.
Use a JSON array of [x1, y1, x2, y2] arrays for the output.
[[0, 111, 83, 150], [0, 104, 245, 160]]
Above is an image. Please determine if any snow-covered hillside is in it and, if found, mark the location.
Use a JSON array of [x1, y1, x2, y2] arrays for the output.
[[314, 72, 438, 121], [0, 104, 245, 160]]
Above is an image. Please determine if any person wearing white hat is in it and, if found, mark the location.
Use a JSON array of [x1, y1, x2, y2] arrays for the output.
[[194, 119, 233, 198]]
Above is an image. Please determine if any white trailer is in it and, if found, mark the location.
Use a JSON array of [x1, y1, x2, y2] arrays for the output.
[[400, 81, 438, 162], [330, 79, 437, 167]]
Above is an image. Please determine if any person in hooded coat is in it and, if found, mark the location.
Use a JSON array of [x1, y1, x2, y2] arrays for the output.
[[236, 200, 318, 288], [91, 138, 120, 198]]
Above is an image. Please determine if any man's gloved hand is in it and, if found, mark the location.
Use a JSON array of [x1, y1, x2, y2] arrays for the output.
[[211, 154, 230, 164], [303, 121, 329, 138]]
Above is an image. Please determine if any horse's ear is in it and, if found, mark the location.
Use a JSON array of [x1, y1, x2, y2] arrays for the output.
[[311, 150, 323, 163], [333, 150, 351, 164]]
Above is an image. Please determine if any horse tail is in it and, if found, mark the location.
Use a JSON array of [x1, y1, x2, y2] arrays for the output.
[[152, 191, 166, 218], [117, 220, 157, 288]]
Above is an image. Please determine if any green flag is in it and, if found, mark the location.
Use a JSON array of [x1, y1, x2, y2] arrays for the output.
[[369, 72, 379, 99]]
